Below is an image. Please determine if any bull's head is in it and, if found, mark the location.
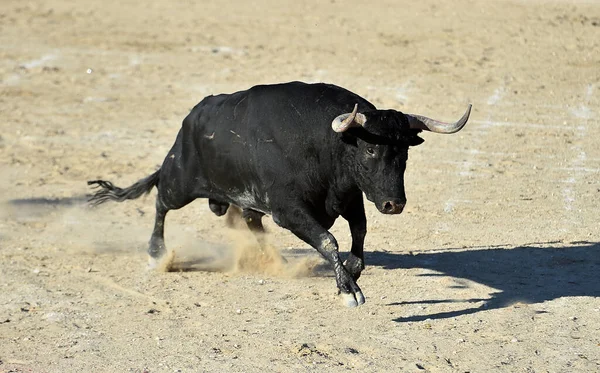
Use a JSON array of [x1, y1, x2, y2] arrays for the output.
[[332, 103, 471, 214]]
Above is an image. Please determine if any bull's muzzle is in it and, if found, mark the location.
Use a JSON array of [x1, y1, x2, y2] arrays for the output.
[[381, 200, 405, 214]]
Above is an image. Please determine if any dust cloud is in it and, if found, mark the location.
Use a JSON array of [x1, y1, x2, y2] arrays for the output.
[[169, 207, 324, 277], [226, 228, 323, 278], [2, 197, 324, 278]]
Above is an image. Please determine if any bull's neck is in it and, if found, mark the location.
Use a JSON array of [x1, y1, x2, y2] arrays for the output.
[[329, 135, 362, 201]]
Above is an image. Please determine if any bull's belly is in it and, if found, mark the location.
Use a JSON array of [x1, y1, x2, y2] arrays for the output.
[[229, 189, 271, 214], [205, 182, 271, 215]]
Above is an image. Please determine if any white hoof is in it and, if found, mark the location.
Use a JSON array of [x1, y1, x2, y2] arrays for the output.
[[147, 251, 175, 272], [147, 257, 159, 270], [340, 293, 359, 308], [355, 291, 365, 305]]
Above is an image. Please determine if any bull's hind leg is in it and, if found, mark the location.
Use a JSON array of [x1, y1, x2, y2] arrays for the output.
[[242, 209, 270, 253], [147, 200, 171, 270], [147, 188, 195, 270], [242, 209, 265, 233]]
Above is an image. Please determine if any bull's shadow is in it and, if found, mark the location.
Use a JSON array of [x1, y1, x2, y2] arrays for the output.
[[6, 198, 598, 323], [362, 241, 600, 322]]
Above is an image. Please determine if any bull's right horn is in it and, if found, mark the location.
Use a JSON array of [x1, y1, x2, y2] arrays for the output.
[[332, 104, 367, 132]]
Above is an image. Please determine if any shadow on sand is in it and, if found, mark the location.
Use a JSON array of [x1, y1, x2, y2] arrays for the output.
[[363, 241, 600, 322], [9, 196, 89, 207], [3, 196, 89, 220], [174, 241, 600, 322]]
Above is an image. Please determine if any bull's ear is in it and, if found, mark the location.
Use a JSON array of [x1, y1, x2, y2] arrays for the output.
[[408, 135, 424, 146]]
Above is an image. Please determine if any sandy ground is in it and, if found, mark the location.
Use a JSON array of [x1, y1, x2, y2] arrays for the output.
[[1, 0, 600, 372]]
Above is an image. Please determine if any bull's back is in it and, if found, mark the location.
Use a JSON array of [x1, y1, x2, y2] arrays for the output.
[[180, 82, 373, 209]]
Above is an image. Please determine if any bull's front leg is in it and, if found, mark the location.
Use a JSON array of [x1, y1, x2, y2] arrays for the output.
[[274, 207, 365, 307], [342, 197, 366, 281]]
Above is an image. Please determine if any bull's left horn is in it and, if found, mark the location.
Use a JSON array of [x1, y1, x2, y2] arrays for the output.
[[406, 104, 472, 134], [332, 104, 367, 133]]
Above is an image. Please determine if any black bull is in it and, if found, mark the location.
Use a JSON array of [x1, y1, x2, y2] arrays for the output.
[[88, 81, 471, 307]]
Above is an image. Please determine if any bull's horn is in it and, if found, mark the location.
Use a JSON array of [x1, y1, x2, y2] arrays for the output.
[[331, 104, 367, 133], [406, 104, 472, 134]]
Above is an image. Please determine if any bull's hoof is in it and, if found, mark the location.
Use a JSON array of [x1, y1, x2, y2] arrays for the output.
[[340, 291, 366, 308], [147, 250, 175, 272]]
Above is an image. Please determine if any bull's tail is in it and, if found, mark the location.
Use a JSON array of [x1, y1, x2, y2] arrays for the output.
[[87, 169, 160, 206]]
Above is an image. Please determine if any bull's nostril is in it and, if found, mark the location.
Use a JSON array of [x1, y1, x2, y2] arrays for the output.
[[384, 201, 393, 211]]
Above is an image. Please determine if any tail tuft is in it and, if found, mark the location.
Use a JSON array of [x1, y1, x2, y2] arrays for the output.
[[88, 170, 160, 206]]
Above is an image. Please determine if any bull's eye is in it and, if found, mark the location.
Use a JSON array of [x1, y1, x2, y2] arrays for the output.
[[366, 147, 375, 156]]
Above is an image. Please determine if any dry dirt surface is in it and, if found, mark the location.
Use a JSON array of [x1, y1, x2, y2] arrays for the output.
[[1, 0, 600, 372]]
